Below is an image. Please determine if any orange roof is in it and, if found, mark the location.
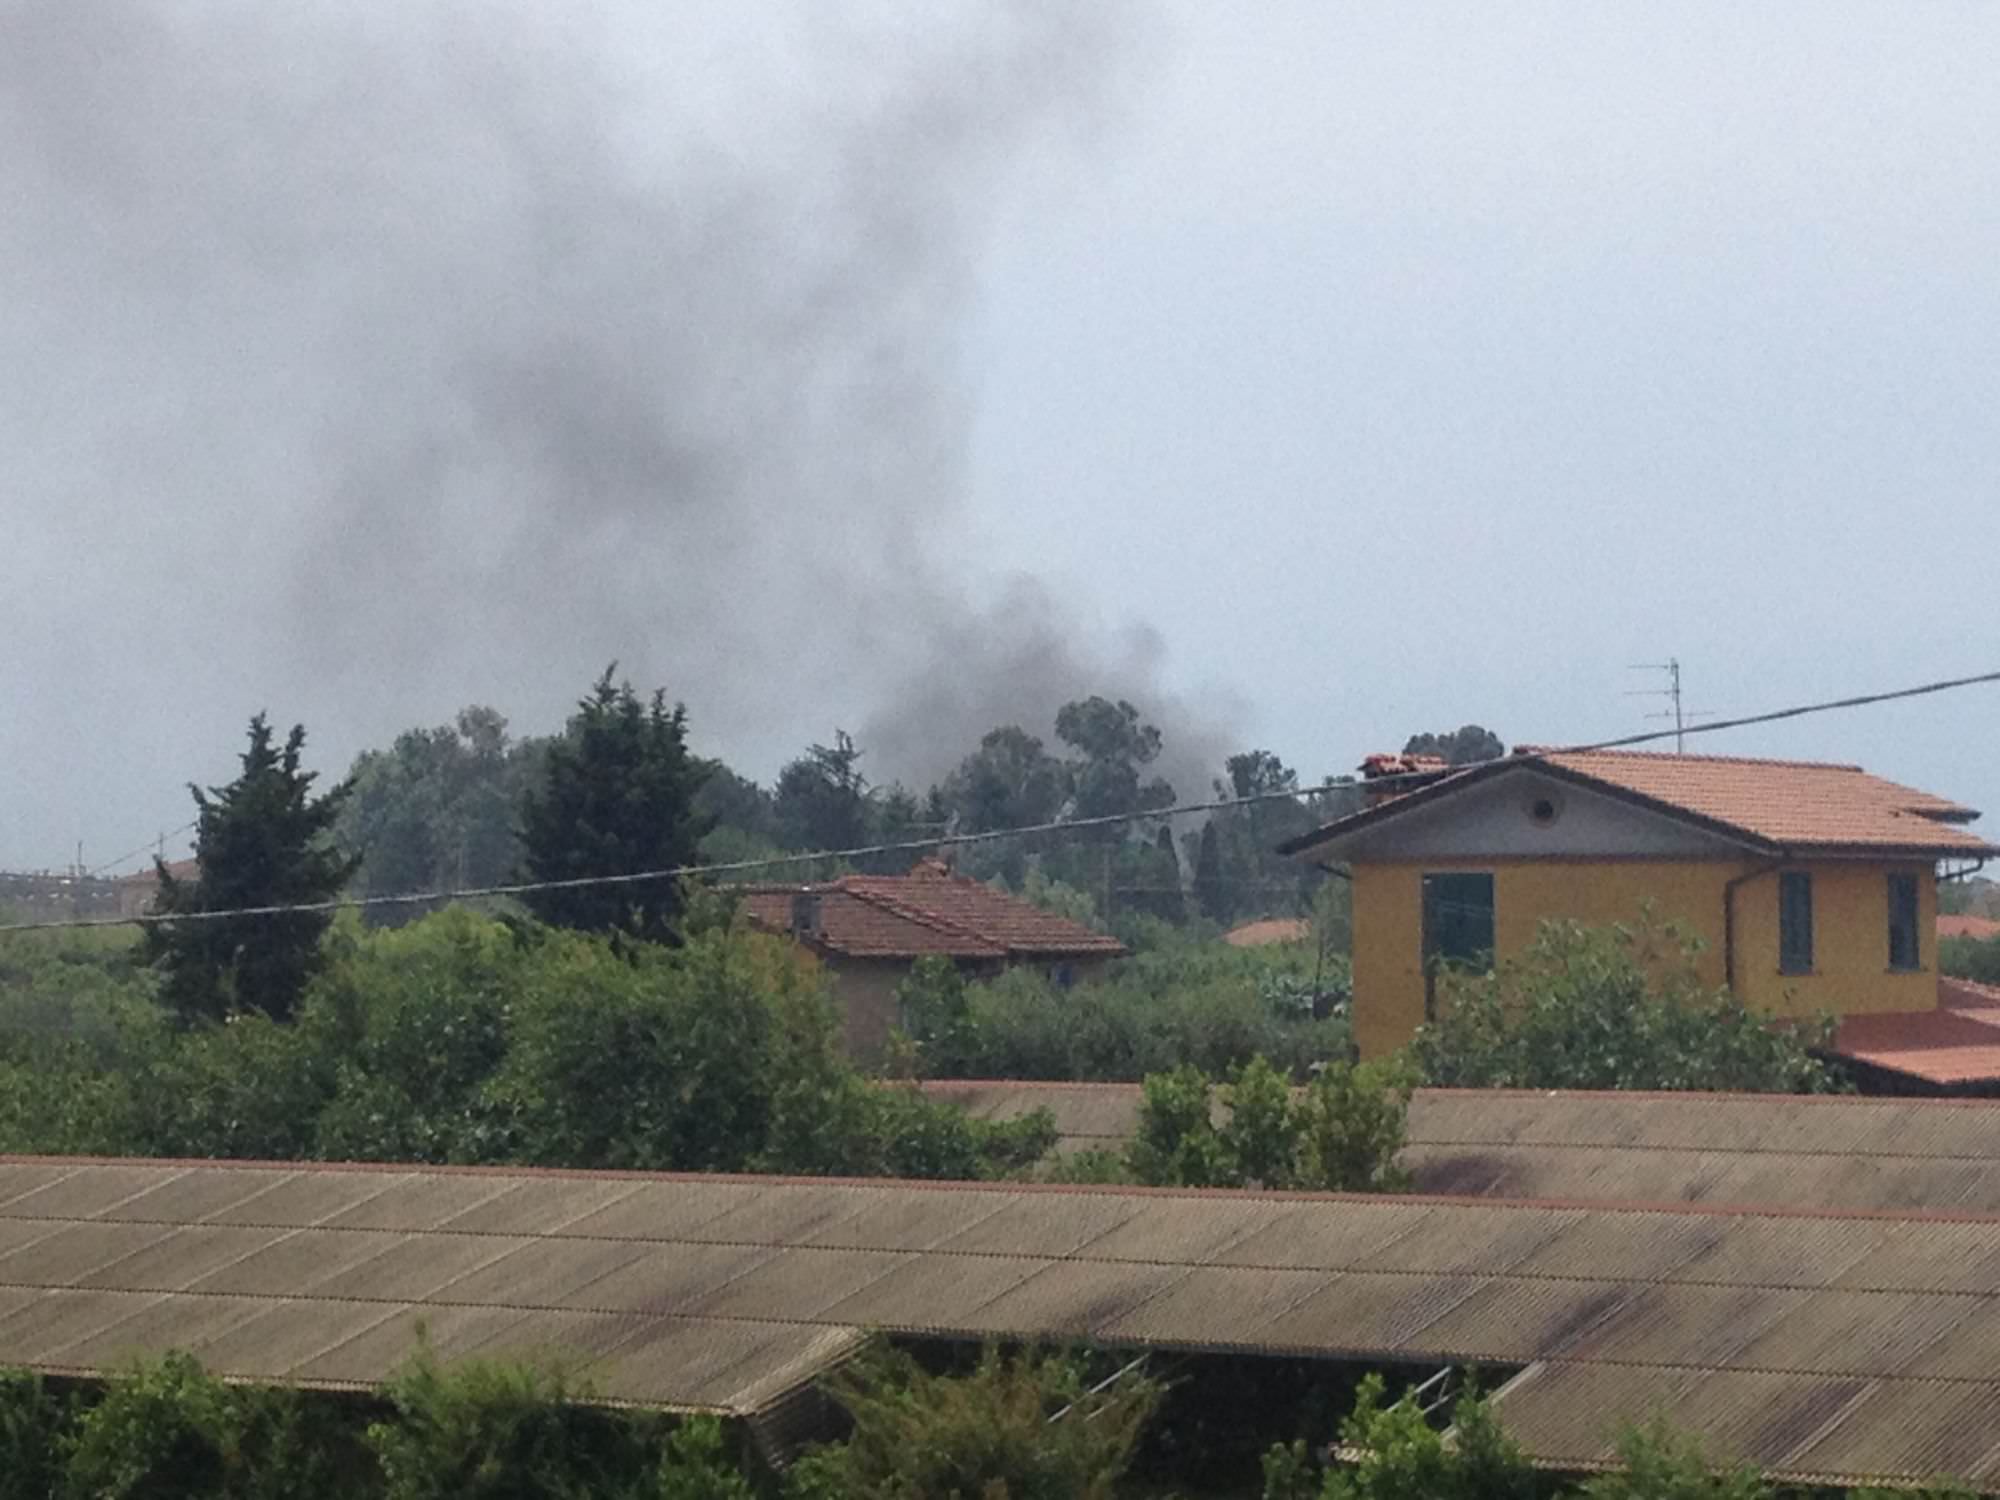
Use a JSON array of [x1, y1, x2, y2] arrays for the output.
[[735, 859, 1126, 963], [1222, 917, 1311, 948], [1940, 914, 2000, 941], [1832, 978, 2000, 1087], [1284, 747, 1998, 859], [1532, 748, 1994, 855]]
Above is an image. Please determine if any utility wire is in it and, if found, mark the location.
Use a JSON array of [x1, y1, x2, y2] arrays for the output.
[[82, 821, 200, 880], [4, 665, 1994, 938]]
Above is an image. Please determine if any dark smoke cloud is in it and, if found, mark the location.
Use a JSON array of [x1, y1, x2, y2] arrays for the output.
[[0, 0, 1235, 863]]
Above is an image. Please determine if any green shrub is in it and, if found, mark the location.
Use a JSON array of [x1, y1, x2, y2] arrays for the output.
[[1940, 934, 2000, 985], [904, 940, 1351, 1084], [1414, 914, 1840, 1094], [1124, 1054, 1412, 1192], [366, 1344, 658, 1500], [60, 1352, 352, 1500], [785, 1343, 1159, 1500], [1264, 1374, 1536, 1500]]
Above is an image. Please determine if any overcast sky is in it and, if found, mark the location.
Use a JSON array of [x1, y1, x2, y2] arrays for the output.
[[4, 1, 1997, 873]]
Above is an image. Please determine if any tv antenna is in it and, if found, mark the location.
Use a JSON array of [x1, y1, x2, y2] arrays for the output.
[[1625, 658, 1715, 752]]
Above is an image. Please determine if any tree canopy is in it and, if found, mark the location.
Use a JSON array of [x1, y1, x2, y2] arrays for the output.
[[517, 668, 712, 944], [143, 714, 357, 1024], [1401, 724, 1505, 766]]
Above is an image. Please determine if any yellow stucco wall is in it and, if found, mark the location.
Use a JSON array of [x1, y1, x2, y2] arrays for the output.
[[1349, 858, 1938, 1059]]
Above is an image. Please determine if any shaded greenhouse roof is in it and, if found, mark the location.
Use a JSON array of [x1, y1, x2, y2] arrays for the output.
[[928, 1081, 2000, 1208]]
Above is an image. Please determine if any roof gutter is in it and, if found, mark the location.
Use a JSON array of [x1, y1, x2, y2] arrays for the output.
[[1942, 858, 1990, 884], [1724, 857, 1786, 995]]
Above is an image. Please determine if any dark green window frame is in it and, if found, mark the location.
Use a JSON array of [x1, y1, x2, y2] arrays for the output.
[[1422, 872, 1495, 1020], [1887, 873, 1922, 972], [1778, 871, 1814, 975]]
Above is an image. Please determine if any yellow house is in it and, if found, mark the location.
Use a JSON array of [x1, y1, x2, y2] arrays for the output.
[[1281, 748, 1999, 1064]]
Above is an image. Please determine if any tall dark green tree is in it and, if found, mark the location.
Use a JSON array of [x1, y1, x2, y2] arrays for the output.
[[144, 714, 358, 1024], [518, 668, 712, 944], [773, 731, 872, 853]]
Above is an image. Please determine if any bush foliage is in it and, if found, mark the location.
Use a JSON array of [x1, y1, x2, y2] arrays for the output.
[[0, 910, 1051, 1181], [1412, 913, 1842, 1094], [896, 936, 1352, 1084]]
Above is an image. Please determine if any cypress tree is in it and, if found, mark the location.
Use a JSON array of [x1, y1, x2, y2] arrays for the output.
[[145, 715, 358, 1023], [518, 666, 712, 943]]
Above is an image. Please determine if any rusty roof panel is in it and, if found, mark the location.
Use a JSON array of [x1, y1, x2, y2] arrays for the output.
[[290, 1303, 530, 1386], [1831, 1220, 2000, 1294], [0, 1287, 159, 1362], [1728, 1288, 1974, 1377], [1415, 1278, 1640, 1363], [0, 1220, 178, 1286], [1280, 1271, 1487, 1352], [1210, 1202, 1437, 1271], [308, 1232, 530, 1303], [430, 1235, 656, 1308], [1077, 1197, 1285, 1265], [194, 1297, 407, 1379], [1508, 1211, 1723, 1281], [1361, 1206, 1582, 1276], [187, 1229, 409, 1298], [1890, 1295, 2000, 1380], [935, 1193, 1144, 1258], [1561, 1283, 1814, 1368], [558, 1241, 777, 1316], [47, 1290, 271, 1370], [100, 1167, 294, 1224], [802, 1187, 1011, 1251], [679, 1248, 912, 1322], [319, 1174, 520, 1232], [816, 1251, 1049, 1330], [691, 1185, 886, 1248], [970, 1258, 1188, 1340], [73, 1226, 292, 1293], [1097, 1266, 1331, 1349], [0, 1164, 90, 1211], [200, 1172, 396, 1228], [3, 1166, 192, 1220], [1662, 1215, 1890, 1286], [434, 1178, 642, 1236], [1786, 1377, 2000, 1485], [560, 1180, 768, 1241]]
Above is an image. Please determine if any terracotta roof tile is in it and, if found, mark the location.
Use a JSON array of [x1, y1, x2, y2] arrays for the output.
[[1832, 978, 2000, 1086], [1286, 748, 1997, 859], [735, 862, 1124, 962], [1222, 918, 1311, 948], [1533, 749, 1996, 855], [1939, 915, 2000, 942]]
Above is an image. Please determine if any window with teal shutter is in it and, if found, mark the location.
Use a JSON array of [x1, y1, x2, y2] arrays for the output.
[[1887, 874, 1921, 971], [1779, 872, 1814, 975]]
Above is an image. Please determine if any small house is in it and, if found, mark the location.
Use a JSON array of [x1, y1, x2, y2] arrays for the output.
[[736, 858, 1126, 1060], [1281, 747, 1999, 1083]]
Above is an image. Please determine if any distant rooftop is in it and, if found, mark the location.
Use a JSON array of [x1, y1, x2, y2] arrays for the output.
[[1286, 746, 1998, 859], [736, 858, 1125, 962]]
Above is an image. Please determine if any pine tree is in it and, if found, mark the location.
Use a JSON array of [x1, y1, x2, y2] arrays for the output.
[[144, 715, 358, 1023], [1192, 819, 1228, 924], [518, 667, 712, 943]]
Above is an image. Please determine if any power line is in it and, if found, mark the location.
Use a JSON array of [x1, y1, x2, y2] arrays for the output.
[[83, 821, 200, 880], [4, 665, 1995, 938]]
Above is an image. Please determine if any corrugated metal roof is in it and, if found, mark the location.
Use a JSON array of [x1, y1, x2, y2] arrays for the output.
[[10, 1159, 2000, 1485], [929, 1083, 2000, 1208]]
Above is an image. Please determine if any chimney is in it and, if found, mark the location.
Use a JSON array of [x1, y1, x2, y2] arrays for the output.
[[1357, 752, 1450, 808], [789, 888, 822, 941]]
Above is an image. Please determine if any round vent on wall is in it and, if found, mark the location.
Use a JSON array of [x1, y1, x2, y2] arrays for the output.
[[1524, 791, 1563, 828]]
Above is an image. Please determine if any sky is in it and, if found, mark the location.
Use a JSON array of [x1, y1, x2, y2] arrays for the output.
[[3, 1, 1997, 874]]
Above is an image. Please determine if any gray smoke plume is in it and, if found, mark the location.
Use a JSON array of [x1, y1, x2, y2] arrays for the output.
[[0, 0, 1234, 863]]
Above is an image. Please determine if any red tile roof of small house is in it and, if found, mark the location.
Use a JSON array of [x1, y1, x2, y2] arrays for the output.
[[1283, 747, 2000, 860], [1222, 917, 1311, 948], [1940, 915, 2000, 942], [735, 859, 1126, 962], [1830, 978, 2000, 1087]]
